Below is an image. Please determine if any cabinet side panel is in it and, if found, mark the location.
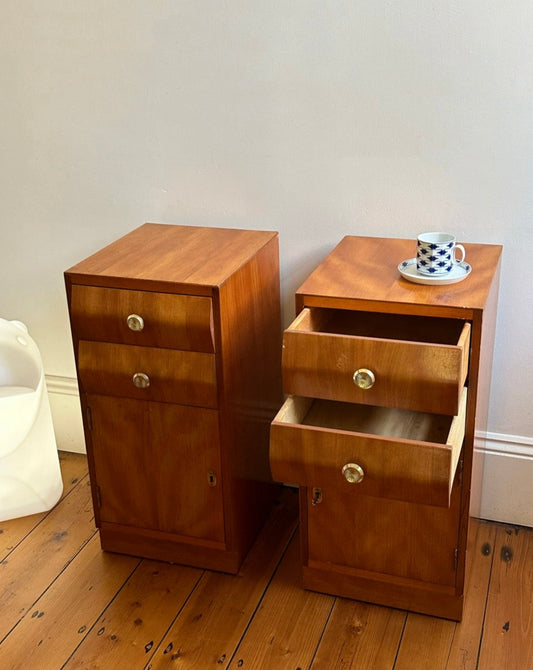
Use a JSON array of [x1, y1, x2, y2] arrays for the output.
[[457, 256, 502, 592], [216, 235, 283, 558]]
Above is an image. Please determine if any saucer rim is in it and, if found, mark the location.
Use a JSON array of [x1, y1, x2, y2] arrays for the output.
[[398, 258, 472, 285]]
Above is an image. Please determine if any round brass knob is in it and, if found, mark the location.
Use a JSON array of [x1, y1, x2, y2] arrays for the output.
[[132, 372, 150, 389], [127, 314, 144, 332], [353, 368, 375, 390], [342, 463, 365, 484]]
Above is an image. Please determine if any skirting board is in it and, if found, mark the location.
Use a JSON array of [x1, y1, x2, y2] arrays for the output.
[[46, 374, 86, 454], [45, 375, 533, 528], [472, 431, 533, 528]]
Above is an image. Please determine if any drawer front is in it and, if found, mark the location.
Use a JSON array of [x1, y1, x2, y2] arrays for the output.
[[282, 308, 470, 415], [70, 285, 214, 352], [270, 390, 466, 507], [78, 341, 217, 408]]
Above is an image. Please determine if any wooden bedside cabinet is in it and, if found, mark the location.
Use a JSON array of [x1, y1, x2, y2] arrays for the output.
[[270, 235, 501, 619], [65, 223, 282, 573]]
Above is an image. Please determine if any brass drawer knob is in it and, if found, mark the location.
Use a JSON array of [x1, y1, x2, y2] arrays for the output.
[[342, 463, 365, 484], [132, 372, 150, 389], [127, 314, 144, 332], [353, 368, 375, 390]]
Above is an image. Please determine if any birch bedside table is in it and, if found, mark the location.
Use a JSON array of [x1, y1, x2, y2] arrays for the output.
[[65, 223, 282, 573], [270, 235, 501, 619]]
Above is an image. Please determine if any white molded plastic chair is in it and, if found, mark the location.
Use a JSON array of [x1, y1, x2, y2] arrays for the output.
[[0, 318, 63, 521]]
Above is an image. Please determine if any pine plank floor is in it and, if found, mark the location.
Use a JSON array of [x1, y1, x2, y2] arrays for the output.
[[1, 452, 531, 670]]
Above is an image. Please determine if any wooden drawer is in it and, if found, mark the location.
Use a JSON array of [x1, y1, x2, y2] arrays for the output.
[[270, 388, 467, 507], [78, 341, 217, 408], [69, 285, 214, 352], [282, 308, 470, 415]]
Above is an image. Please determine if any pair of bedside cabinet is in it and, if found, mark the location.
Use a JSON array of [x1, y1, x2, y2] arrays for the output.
[[66, 226, 501, 621]]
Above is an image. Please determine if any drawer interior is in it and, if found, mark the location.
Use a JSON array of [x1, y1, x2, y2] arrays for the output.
[[280, 395, 456, 445], [292, 308, 467, 346]]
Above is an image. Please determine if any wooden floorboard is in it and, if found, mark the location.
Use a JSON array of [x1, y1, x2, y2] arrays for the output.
[[0, 474, 96, 643], [0, 451, 89, 560], [66, 555, 202, 668], [445, 519, 497, 670], [308, 598, 406, 669], [477, 523, 533, 669], [225, 534, 334, 669], [146, 487, 298, 669], [0, 452, 532, 670], [0, 534, 139, 669]]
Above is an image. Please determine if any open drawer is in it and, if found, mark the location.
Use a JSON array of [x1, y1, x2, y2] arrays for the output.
[[270, 388, 467, 507], [282, 308, 470, 415]]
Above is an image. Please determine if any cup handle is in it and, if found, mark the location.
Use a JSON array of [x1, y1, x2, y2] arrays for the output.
[[454, 244, 466, 264]]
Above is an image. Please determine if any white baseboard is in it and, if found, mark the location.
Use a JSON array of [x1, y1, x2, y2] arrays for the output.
[[46, 374, 86, 454], [44, 375, 533, 528], [472, 431, 533, 528]]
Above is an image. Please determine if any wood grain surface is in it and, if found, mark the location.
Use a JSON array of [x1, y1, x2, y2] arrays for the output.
[[1, 453, 530, 669]]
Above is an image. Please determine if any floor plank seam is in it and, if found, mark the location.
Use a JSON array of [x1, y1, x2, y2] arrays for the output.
[[223, 523, 299, 670], [443, 622, 459, 669], [307, 596, 337, 670], [391, 612, 409, 669], [0, 527, 100, 649], [141, 567, 206, 670], [473, 523, 498, 670], [60, 555, 144, 670]]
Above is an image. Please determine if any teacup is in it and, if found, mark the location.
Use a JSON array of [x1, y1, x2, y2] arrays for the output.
[[416, 232, 466, 276]]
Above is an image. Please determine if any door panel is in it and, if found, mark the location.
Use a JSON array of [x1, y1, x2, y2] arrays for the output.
[[306, 466, 462, 588], [88, 394, 225, 543]]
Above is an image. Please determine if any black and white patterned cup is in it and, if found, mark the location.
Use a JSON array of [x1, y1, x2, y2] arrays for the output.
[[416, 232, 466, 275]]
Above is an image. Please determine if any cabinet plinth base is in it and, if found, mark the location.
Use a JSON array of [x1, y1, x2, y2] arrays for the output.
[[99, 522, 242, 574], [303, 564, 464, 621]]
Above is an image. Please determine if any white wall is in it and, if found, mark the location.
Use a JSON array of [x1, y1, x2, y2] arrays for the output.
[[2, 2, 532, 525]]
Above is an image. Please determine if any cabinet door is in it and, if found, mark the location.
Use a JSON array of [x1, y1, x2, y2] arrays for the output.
[[87, 395, 225, 544], [305, 469, 462, 588]]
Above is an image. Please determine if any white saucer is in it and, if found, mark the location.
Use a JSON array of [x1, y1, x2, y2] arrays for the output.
[[398, 258, 472, 285]]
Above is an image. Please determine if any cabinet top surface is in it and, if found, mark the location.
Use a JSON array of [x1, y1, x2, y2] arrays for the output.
[[65, 223, 278, 290], [297, 236, 502, 314]]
